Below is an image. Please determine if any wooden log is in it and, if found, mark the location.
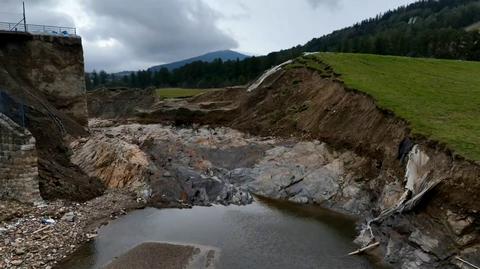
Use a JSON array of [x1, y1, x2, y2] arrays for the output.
[[348, 242, 380, 256]]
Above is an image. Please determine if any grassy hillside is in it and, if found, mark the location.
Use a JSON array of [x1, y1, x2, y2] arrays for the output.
[[309, 53, 480, 161], [156, 88, 211, 99]]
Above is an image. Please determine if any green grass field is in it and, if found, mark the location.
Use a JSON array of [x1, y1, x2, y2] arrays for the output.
[[156, 88, 211, 99], [307, 52, 480, 161]]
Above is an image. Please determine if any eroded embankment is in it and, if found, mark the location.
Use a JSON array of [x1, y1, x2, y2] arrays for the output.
[[234, 68, 480, 268], [0, 32, 103, 202], [86, 67, 479, 268]]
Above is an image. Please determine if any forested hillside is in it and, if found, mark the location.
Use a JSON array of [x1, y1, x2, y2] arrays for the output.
[[86, 0, 480, 90]]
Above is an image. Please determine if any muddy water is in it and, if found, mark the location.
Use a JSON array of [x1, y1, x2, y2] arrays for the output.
[[59, 197, 385, 269]]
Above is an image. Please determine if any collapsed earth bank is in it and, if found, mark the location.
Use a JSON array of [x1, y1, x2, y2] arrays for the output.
[[0, 32, 102, 202], [88, 66, 479, 268]]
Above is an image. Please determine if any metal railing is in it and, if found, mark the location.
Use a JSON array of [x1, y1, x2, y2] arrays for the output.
[[0, 21, 77, 36]]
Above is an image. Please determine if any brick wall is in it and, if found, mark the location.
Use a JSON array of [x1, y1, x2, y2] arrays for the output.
[[0, 113, 42, 203]]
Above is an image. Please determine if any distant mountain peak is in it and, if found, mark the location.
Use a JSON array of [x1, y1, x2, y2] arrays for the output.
[[148, 50, 249, 72]]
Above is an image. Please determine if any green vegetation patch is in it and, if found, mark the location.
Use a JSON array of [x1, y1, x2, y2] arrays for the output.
[[310, 52, 480, 161], [156, 88, 211, 99]]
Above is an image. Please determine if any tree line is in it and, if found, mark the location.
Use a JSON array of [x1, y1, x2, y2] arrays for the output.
[[86, 0, 480, 91]]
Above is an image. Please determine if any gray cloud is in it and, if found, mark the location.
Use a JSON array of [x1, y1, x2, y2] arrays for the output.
[[1, 0, 73, 26], [82, 0, 238, 71], [306, 0, 341, 9]]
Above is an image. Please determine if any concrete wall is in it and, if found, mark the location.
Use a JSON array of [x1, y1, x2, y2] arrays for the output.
[[0, 113, 42, 203]]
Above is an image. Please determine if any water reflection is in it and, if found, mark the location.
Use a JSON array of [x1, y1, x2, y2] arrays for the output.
[[57, 197, 384, 269]]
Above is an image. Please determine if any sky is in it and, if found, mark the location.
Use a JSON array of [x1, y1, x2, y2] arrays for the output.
[[1, 0, 417, 72]]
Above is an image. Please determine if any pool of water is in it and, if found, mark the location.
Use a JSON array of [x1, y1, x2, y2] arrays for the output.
[[58, 198, 385, 269]]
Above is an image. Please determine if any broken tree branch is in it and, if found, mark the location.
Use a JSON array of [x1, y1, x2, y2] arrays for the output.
[[32, 225, 51, 234], [348, 242, 380, 256], [455, 256, 480, 269]]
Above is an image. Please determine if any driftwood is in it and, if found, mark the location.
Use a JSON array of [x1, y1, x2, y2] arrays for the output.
[[32, 225, 51, 234], [455, 256, 480, 269], [348, 242, 380, 256]]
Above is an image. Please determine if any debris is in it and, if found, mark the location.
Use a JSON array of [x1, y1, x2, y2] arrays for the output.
[[86, 233, 97, 239], [455, 256, 480, 269], [10, 260, 23, 266], [14, 248, 25, 255], [348, 242, 380, 256], [32, 225, 52, 234], [41, 218, 56, 225], [61, 212, 76, 222], [247, 60, 293, 92], [0, 191, 144, 268], [369, 145, 441, 223]]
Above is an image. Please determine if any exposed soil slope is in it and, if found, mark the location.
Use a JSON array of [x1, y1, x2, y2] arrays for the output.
[[86, 87, 158, 119], [0, 32, 103, 201]]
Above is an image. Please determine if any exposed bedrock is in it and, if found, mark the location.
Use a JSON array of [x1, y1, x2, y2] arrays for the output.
[[71, 122, 256, 207]]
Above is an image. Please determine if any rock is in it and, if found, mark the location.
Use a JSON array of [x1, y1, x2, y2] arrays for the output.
[[289, 196, 309, 204], [86, 233, 97, 239], [456, 233, 476, 246], [14, 248, 25, 255], [458, 244, 480, 268], [414, 249, 432, 263], [246, 147, 345, 205], [10, 260, 23, 266], [61, 212, 76, 222], [70, 135, 152, 189], [409, 229, 439, 253], [446, 210, 474, 236], [402, 261, 422, 269], [379, 181, 404, 210]]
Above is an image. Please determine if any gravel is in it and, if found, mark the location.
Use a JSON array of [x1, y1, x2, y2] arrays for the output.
[[0, 190, 144, 269]]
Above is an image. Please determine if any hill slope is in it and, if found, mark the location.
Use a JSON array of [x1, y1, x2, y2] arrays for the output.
[[300, 52, 480, 161], [148, 50, 249, 72]]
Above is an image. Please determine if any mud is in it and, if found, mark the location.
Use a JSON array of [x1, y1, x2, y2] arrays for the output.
[[102, 243, 217, 269]]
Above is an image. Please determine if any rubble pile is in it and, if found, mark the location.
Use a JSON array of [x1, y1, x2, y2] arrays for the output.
[[0, 191, 143, 268]]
